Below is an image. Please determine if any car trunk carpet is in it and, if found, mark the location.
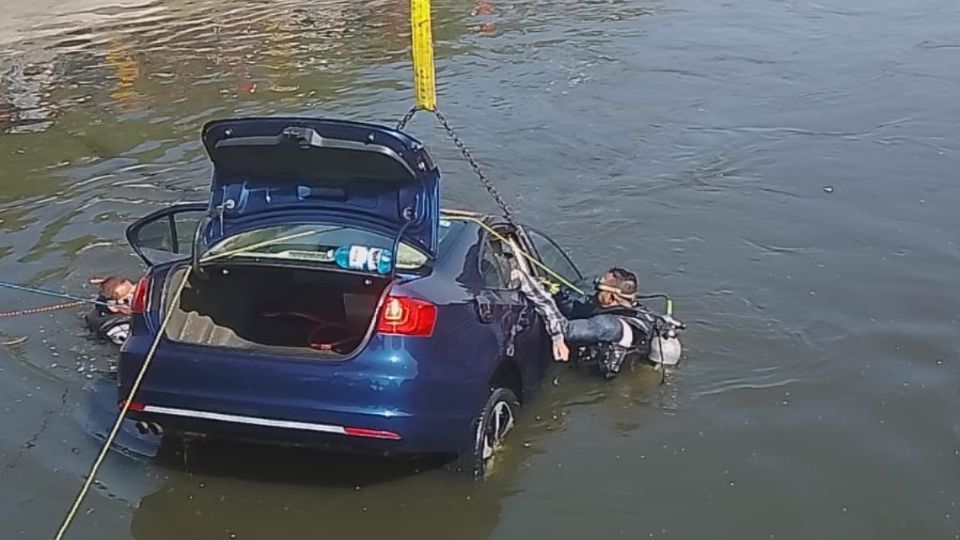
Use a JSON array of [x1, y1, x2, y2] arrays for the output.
[[163, 265, 386, 355]]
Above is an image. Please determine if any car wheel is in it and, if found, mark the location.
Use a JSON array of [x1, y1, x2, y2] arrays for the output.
[[461, 387, 519, 479]]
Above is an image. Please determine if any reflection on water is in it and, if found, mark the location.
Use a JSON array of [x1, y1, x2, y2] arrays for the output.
[[130, 442, 507, 540], [0, 59, 60, 134], [2, 0, 960, 538]]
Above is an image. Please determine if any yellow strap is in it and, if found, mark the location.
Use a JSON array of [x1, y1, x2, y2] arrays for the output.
[[205, 220, 587, 301], [444, 215, 678, 314], [446, 215, 586, 296], [202, 230, 318, 262], [410, 0, 437, 111]]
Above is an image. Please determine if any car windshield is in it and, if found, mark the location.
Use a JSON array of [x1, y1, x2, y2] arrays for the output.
[[204, 220, 462, 270]]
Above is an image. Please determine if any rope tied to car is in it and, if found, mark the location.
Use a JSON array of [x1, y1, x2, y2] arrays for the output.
[[51, 266, 192, 540], [0, 281, 114, 319], [48, 0, 675, 533], [0, 281, 111, 307], [52, 230, 329, 540], [0, 300, 87, 319]]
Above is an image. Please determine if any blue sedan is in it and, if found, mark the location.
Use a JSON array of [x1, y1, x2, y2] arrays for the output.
[[117, 117, 585, 477]]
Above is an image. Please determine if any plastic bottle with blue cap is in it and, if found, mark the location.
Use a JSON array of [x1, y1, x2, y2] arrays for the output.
[[333, 245, 393, 274]]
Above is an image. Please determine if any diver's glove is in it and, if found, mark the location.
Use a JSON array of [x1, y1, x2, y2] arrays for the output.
[[537, 277, 561, 296], [598, 344, 630, 380]]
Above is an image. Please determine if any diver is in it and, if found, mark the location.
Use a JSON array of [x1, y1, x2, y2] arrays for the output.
[[84, 275, 135, 347], [512, 266, 679, 379]]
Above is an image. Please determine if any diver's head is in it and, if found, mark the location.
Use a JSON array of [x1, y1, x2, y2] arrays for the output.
[[92, 275, 135, 303], [595, 267, 638, 308]]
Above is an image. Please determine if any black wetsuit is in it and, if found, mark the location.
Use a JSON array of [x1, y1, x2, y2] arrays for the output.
[[84, 295, 131, 345], [555, 288, 653, 345], [555, 288, 656, 378]]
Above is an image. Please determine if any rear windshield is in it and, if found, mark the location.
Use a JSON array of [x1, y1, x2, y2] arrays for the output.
[[203, 219, 464, 270]]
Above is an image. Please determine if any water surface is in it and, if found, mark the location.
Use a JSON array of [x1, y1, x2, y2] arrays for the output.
[[1, 0, 959, 538]]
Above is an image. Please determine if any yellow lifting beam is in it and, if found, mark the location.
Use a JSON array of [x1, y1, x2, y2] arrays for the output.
[[410, 0, 437, 111]]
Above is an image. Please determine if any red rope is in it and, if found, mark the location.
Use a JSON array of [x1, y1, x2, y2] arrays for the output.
[[0, 300, 87, 319]]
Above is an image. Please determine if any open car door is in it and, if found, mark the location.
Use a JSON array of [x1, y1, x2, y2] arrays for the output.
[[125, 203, 208, 267]]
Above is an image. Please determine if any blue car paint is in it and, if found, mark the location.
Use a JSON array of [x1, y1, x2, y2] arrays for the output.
[[202, 117, 440, 256], [119, 218, 554, 455], [118, 117, 566, 457]]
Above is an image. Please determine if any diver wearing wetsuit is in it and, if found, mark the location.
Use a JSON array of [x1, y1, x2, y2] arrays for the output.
[[84, 276, 134, 346], [512, 267, 654, 378]]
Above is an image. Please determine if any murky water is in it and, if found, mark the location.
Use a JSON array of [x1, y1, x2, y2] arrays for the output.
[[2, 0, 959, 537]]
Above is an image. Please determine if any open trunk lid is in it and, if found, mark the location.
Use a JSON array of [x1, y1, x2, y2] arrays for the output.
[[201, 117, 440, 258]]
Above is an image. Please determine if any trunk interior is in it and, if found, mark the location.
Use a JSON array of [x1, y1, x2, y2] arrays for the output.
[[164, 264, 391, 357]]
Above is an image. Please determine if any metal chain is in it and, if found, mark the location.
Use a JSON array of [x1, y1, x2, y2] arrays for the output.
[[395, 106, 420, 131], [432, 109, 518, 227], [395, 106, 519, 227]]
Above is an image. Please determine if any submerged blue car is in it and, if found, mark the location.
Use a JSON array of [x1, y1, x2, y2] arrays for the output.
[[118, 117, 584, 476]]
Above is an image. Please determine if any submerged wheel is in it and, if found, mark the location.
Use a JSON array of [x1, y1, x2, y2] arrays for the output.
[[461, 387, 519, 479]]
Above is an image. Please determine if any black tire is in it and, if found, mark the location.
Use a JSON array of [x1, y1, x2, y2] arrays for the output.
[[459, 387, 520, 480]]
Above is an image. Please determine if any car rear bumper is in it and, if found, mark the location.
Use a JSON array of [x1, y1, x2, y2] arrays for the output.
[[118, 335, 489, 456], [123, 401, 472, 455]]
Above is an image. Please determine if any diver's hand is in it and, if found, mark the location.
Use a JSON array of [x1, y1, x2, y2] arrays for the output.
[[108, 303, 132, 315], [107, 298, 132, 315], [552, 337, 570, 362]]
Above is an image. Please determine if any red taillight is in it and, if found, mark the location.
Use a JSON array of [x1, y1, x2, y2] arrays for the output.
[[118, 400, 145, 412], [376, 296, 437, 337], [130, 276, 150, 314], [343, 427, 402, 440]]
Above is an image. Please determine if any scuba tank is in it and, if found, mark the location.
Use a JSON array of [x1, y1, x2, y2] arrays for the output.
[[574, 298, 685, 379], [646, 298, 685, 367], [648, 314, 683, 367]]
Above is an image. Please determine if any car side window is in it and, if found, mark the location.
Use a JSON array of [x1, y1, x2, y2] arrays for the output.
[[479, 230, 523, 289], [136, 215, 195, 253], [126, 203, 208, 266], [479, 242, 507, 288], [526, 228, 582, 285]]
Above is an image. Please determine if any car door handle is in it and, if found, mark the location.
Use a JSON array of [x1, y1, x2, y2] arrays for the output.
[[475, 296, 495, 324], [498, 291, 531, 330], [517, 303, 532, 330]]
